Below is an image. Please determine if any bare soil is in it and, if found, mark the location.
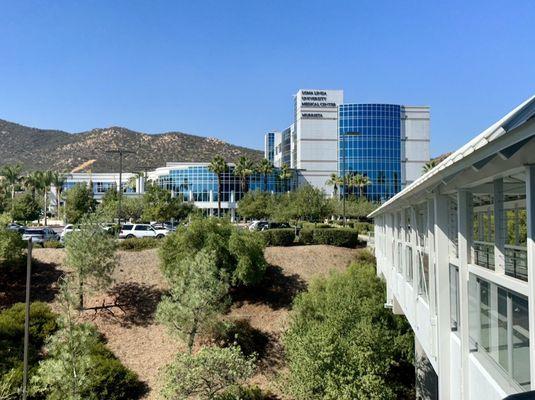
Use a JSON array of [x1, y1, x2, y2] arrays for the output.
[[4, 245, 362, 399]]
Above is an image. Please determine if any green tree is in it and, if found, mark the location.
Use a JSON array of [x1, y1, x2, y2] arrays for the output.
[[257, 158, 274, 192], [208, 156, 228, 217], [159, 218, 267, 287], [237, 190, 272, 220], [65, 216, 118, 309], [279, 163, 292, 192], [284, 261, 414, 399], [329, 197, 378, 220], [291, 185, 333, 222], [234, 157, 255, 195], [161, 345, 255, 400], [24, 171, 43, 199], [325, 173, 342, 198], [156, 250, 229, 353], [228, 228, 266, 286], [11, 193, 41, 222], [0, 165, 23, 220], [51, 172, 67, 218], [141, 182, 193, 222], [63, 184, 96, 224]]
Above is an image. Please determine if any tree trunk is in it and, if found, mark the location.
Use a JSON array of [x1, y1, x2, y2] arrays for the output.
[[56, 189, 60, 218], [78, 279, 84, 310], [187, 318, 198, 354], [11, 186, 15, 221], [263, 174, 267, 192]]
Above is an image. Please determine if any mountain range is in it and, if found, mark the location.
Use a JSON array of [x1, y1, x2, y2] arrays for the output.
[[0, 119, 263, 173]]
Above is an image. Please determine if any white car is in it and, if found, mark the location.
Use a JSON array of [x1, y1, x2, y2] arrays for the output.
[[59, 224, 79, 242], [22, 228, 59, 244], [119, 224, 169, 239]]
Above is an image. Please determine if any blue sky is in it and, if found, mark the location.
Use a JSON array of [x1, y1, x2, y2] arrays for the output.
[[0, 1, 533, 157]]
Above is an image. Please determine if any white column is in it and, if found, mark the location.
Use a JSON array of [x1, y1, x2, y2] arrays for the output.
[[525, 166, 535, 388], [434, 193, 451, 399], [427, 198, 438, 358], [494, 178, 505, 274], [457, 190, 472, 400]]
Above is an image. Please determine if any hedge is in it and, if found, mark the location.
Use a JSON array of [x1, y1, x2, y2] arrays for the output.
[[44, 240, 64, 249], [261, 228, 296, 246], [118, 237, 160, 251], [312, 228, 359, 248], [298, 228, 314, 245]]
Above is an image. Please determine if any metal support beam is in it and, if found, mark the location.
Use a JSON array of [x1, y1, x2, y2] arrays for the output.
[[494, 178, 506, 274]]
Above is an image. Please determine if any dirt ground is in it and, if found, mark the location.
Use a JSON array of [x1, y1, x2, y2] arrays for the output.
[[6, 245, 362, 399]]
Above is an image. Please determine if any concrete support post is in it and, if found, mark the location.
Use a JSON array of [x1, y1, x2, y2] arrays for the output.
[[457, 190, 472, 400], [400, 208, 406, 278], [494, 178, 505, 274], [427, 198, 438, 358], [434, 193, 451, 399], [525, 166, 535, 388]]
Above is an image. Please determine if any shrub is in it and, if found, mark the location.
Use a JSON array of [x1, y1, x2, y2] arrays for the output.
[[161, 345, 255, 400], [354, 248, 376, 265], [43, 240, 63, 249], [83, 353, 146, 400], [160, 218, 267, 287], [298, 228, 314, 245], [312, 228, 359, 248], [228, 230, 267, 286], [0, 229, 25, 268], [0, 302, 58, 394], [354, 221, 373, 233], [215, 385, 275, 400], [284, 263, 415, 399], [118, 237, 159, 251], [262, 228, 295, 246], [209, 319, 269, 357]]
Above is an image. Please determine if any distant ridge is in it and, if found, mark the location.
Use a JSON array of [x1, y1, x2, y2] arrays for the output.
[[0, 119, 263, 172]]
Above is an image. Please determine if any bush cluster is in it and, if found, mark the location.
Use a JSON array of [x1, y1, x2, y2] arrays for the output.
[[43, 240, 63, 249], [215, 385, 275, 400], [160, 218, 267, 287], [0, 229, 26, 268], [118, 237, 160, 251], [261, 228, 295, 246], [284, 262, 415, 399], [311, 228, 360, 248], [209, 319, 269, 358]]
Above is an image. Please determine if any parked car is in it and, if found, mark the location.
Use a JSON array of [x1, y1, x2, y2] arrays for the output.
[[151, 222, 177, 232], [119, 224, 169, 239], [6, 223, 25, 233], [249, 221, 291, 231], [22, 228, 59, 244], [59, 224, 80, 243]]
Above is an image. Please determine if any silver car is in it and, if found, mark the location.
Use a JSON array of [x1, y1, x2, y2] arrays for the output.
[[22, 228, 59, 244]]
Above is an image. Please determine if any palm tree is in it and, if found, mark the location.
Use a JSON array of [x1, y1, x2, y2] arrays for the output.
[[0, 164, 23, 219], [257, 158, 274, 192], [208, 156, 228, 217], [51, 172, 67, 218], [353, 173, 372, 198], [279, 163, 292, 192], [422, 160, 438, 174], [326, 173, 342, 198], [40, 170, 54, 226], [24, 171, 43, 199], [234, 156, 255, 195]]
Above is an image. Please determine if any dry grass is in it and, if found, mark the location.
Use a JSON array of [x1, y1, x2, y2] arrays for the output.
[[19, 245, 363, 399]]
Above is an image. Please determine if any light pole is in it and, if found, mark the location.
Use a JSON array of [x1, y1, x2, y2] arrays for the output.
[[106, 149, 135, 224], [341, 131, 360, 226]]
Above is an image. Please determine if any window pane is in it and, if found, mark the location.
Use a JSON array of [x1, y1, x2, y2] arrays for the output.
[[512, 294, 530, 389]]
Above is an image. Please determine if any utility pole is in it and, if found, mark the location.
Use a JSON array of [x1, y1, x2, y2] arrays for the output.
[[22, 238, 33, 400], [106, 149, 135, 224]]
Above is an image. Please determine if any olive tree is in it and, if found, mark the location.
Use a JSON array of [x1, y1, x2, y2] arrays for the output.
[[156, 249, 229, 353]]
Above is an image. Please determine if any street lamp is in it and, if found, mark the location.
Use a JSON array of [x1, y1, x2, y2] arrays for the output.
[[341, 131, 360, 226], [106, 149, 135, 225]]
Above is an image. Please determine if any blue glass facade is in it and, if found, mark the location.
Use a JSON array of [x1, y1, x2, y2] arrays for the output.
[[266, 132, 275, 163], [339, 104, 402, 201], [156, 165, 297, 203]]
